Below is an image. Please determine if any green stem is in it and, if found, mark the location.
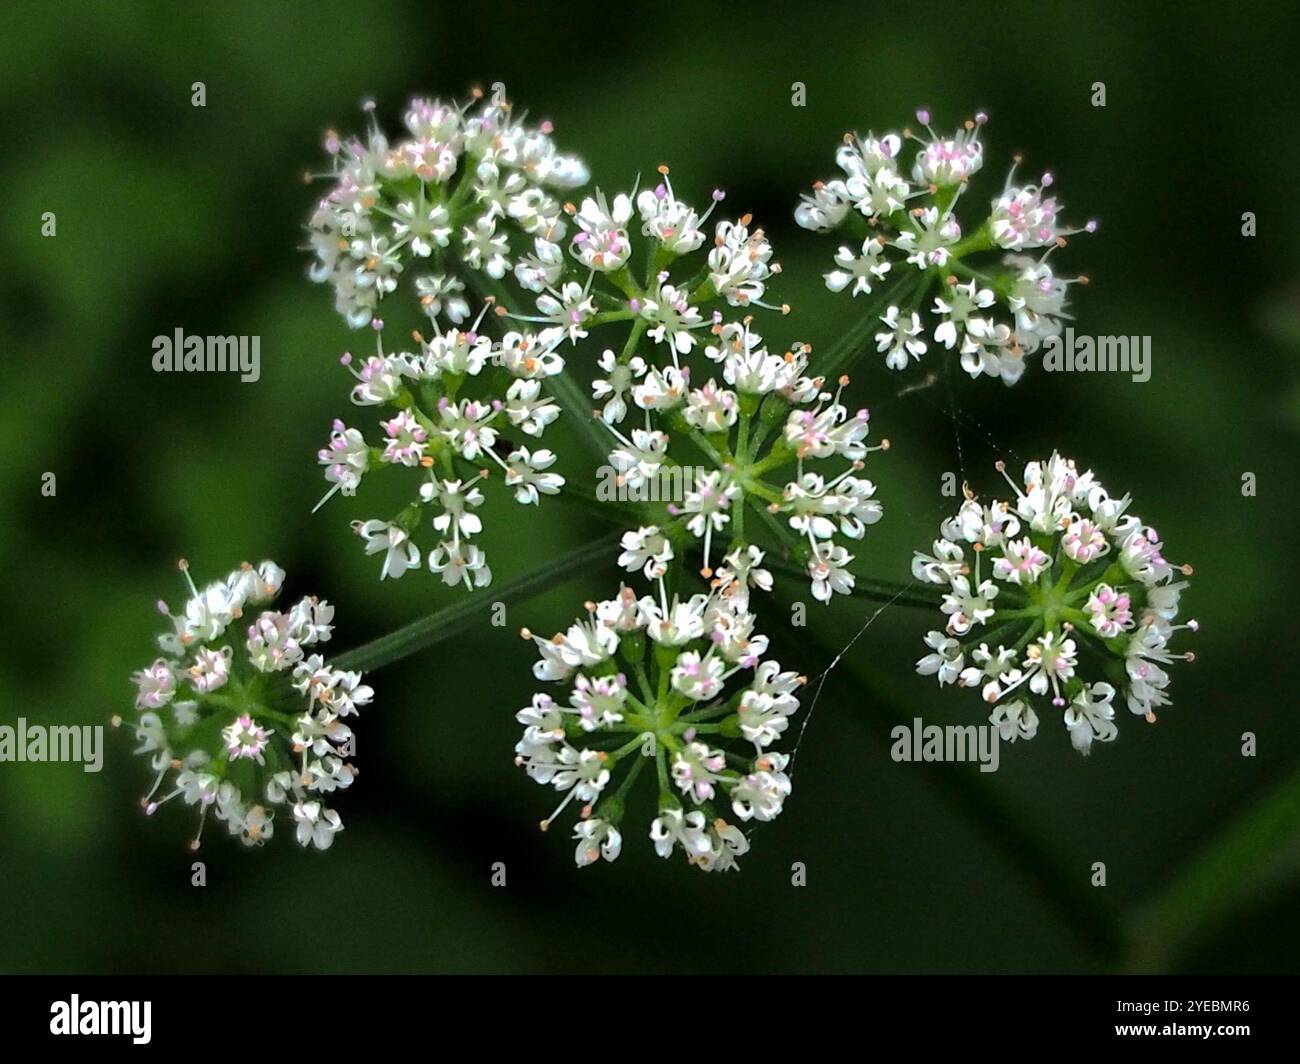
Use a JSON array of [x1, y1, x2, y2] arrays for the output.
[[655, 746, 670, 799], [764, 553, 935, 609], [607, 752, 648, 804], [332, 531, 622, 672], [554, 474, 649, 526], [610, 733, 649, 761], [734, 410, 752, 465], [1127, 759, 1300, 972], [818, 274, 919, 382], [744, 493, 796, 549], [947, 219, 994, 261], [795, 617, 1126, 962], [618, 318, 647, 361], [685, 427, 730, 467]]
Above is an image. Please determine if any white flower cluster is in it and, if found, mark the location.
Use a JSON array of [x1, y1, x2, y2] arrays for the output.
[[512, 166, 782, 356], [597, 319, 887, 603], [318, 317, 566, 590], [796, 109, 1096, 384], [514, 552, 802, 871], [123, 560, 372, 850], [308, 92, 587, 329], [912, 454, 1196, 754]]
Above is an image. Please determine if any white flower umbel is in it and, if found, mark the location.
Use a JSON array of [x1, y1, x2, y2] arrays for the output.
[[316, 309, 567, 590], [307, 92, 581, 592], [502, 165, 785, 367], [911, 453, 1196, 754], [597, 317, 888, 604], [307, 92, 587, 329], [515, 553, 802, 872], [796, 109, 1097, 384], [120, 560, 372, 851]]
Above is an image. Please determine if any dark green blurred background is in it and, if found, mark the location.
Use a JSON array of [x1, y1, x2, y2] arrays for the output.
[[2, 0, 1298, 974]]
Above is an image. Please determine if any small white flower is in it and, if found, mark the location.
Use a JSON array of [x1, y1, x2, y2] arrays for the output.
[[592, 349, 647, 425], [504, 378, 560, 436], [933, 281, 996, 349], [630, 366, 688, 411], [573, 817, 622, 867], [1025, 632, 1078, 705], [568, 674, 627, 732], [989, 700, 1038, 742], [795, 179, 850, 232], [916, 630, 964, 686], [176, 769, 220, 808], [428, 540, 492, 590], [708, 219, 775, 308], [637, 178, 708, 254], [713, 545, 773, 611], [571, 190, 633, 272], [737, 689, 793, 750], [245, 611, 303, 673], [379, 409, 428, 466], [421, 477, 485, 539], [293, 800, 343, 850], [415, 274, 469, 323], [437, 397, 499, 460], [672, 741, 727, 803], [683, 380, 739, 432], [537, 281, 596, 347], [317, 421, 369, 500], [650, 807, 710, 861], [825, 237, 892, 296], [640, 279, 703, 358], [894, 206, 961, 270], [731, 752, 791, 822], [875, 305, 927, 370], [498, 330, 564, 379], [991, 174, 1093, 251], [940, 575, 999, 635], [696, 817, 750, 872], [513, 238, 565, 293], [618, 525, 675, 579], [347, 354, 406, 406], [187, 645, 231, 693], [670, 651, 725, 701], [223, 714, 273, 764], [227, 560, 285, 606], [505, 447, 564, 505], [1064, 682, 1118, 755], [992, 536, 1051, 585], [910, 110, 985, 186], [1086, 584, 1134, 638], [355, 519, 421, 580], [808, 541, 855, 602], [134, 660, 176, 709], [392, 198, 451, 257], [460, 216, 510, 278]]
